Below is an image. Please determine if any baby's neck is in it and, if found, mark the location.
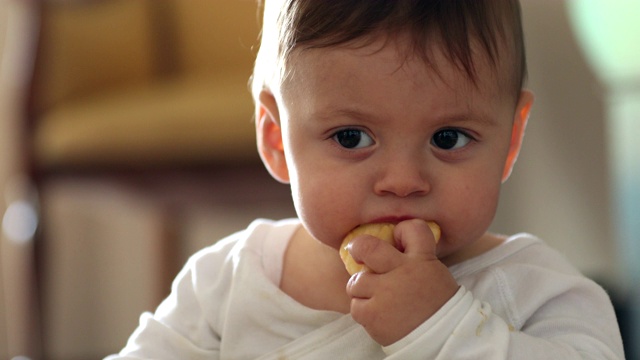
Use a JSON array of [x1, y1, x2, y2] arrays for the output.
[[440, 232, 507, 266], [280, 227, 351, 313]]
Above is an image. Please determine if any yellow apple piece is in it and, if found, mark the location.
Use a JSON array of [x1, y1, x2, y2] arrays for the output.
[[340, 221, 441, 275]]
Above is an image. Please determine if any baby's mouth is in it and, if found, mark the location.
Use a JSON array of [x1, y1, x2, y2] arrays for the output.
[[368, 215, 416, 225]]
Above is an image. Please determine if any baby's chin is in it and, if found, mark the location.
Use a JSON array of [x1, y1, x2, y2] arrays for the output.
[[298, 223, 346, 251]]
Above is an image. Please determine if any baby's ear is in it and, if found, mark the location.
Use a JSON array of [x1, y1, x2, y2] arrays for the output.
[[502, 90, 534, 183], [256, 90, 290, 183]]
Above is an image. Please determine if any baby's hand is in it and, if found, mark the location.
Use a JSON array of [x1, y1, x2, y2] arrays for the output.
[[345, 219, 459, 346]]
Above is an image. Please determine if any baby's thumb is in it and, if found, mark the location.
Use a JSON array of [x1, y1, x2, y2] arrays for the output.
[[394, 219, 440, 259]]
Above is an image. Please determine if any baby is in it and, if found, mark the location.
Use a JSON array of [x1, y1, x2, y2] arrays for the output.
[[107, 0, 624, 358]]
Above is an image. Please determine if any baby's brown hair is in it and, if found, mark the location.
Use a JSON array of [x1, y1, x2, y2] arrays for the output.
[[252, 0, 526, 102]]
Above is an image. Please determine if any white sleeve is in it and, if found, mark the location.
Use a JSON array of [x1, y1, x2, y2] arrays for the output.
[[382, 286, 512, 359], [383, 284, 624, 359], [104, 257, 221, 360]]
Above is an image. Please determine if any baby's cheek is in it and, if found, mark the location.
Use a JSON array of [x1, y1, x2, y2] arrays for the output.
[[295, 186, 352, 249], [441, 186, 500, 245]]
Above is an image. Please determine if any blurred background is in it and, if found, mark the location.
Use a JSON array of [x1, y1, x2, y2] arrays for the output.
[[0, 0, 638, 359]]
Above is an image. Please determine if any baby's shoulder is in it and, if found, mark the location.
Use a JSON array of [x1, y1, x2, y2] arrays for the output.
[[187, 217, 295, 257], [184, 218, 300, 280], [452, 234, 610, 330], [452, 233, 579, 278]]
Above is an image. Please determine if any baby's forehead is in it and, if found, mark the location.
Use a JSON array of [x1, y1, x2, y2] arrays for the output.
[[411, 34, 518, 101], [282, 36, 511, 122], [287, 32, 514, 100]]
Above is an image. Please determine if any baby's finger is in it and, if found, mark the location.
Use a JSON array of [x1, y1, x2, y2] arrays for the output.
[[346, 270, 376, 299], [394, 219, 439, 260], [348, 234, 403, 274]]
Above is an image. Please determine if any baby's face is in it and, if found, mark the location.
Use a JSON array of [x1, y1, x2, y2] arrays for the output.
[[275, 35, 526, 261]]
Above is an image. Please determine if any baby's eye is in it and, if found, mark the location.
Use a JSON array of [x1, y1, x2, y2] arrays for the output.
[[333, 129, 374, 149], [431, 129, 472, 150]]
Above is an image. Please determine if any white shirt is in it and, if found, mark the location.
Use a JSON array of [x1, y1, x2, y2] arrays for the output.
[[106, 218, 624, 359]]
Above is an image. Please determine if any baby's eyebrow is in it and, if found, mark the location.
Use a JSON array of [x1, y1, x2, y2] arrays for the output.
[[435, 112, 498, 127], [313, 105, 499, 128], [428, 110, 498, 127], [314, 107, 380, 123]]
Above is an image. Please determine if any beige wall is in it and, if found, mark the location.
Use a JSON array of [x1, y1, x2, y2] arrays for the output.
[[493, 0, 619, 284]]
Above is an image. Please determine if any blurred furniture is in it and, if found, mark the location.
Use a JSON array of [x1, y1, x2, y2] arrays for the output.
[[28, 0, 260, 170], [17, 0, 285, 357]]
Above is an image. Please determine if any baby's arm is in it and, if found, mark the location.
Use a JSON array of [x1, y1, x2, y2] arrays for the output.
[[105, 256, 221, 360]]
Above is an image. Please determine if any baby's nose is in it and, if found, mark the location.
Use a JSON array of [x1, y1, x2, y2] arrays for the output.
[[373, 154, 431, 197]]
